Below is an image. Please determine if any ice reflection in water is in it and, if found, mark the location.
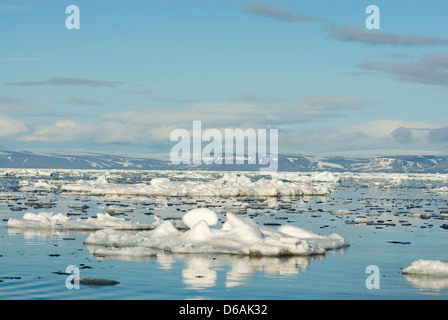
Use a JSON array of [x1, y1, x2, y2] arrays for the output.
[[402, 274, 448, 294], [84, 244, 337, 291]]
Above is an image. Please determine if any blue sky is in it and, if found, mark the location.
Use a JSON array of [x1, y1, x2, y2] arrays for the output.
[[1, 0, 447, 157]]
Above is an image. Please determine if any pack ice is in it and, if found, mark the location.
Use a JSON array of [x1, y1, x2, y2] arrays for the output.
[[60, 173, 333, 197]]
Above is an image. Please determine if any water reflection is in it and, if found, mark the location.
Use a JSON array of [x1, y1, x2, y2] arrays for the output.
[[7, 227, 90, 246], [403, 274, 448, 294], [182, 256, 218, 290], [179, 253, 327, 290], [8, 227, 69, 238], [84, 242, 332, 290]]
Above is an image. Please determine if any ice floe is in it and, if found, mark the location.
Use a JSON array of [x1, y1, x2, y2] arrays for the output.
[[331, 209, 352, 217], [7, 212, 152, 230], [84, 208, 349, 257], [182, 208, 219, 228], [19, 180, 58, 192], [7, 207, 349, 257], [402, 259, 448, 277], [312, 171, 341, 183]]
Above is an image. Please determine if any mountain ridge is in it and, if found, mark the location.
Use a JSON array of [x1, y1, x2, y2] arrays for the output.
[[0, 149, 447, 173]]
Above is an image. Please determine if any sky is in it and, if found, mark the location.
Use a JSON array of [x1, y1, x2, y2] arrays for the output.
[[0, 0, 447, 159]]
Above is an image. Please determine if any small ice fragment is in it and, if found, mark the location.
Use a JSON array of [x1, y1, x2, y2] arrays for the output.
[[182, 208, 219, 228]]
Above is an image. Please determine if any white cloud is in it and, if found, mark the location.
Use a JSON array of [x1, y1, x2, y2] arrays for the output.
[[5, 92, 443, 155], [342, 119, 441, 139], [102, 96, 379, 129], [18, 120, 92, 143], [54, 120, 78, 128], [8, 115, 447, 155], [281, 119, 446, 154], [8, 95, 381, 151], [0, 114, 29, 137]]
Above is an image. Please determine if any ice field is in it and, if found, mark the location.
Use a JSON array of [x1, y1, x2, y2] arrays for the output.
[[1, 169, 447, 299]]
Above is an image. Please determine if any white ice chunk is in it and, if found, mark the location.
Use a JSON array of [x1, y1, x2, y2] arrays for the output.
[[312, 171, 341, 183], [331, 209, 352, 217], [19, 180, 58, 192], [182, 208, 218, 229], [402, 259, 448, 277]]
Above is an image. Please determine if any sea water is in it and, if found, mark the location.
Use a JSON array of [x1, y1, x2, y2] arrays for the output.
[[0, 169, 447, 299]]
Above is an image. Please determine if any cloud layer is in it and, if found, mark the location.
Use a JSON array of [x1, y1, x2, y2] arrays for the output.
[[330, 26, 448, 46], [240, 1, 325, 23], [359, 52, 448, 88], [5, 77, 123, 87], [59, 97, 105, 106], [240, 2, 448, 47], [2, 96, 445, 154]]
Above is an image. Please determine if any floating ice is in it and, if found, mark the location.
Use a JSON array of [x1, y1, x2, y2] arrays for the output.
[[7, 208, 348, 257], [312, 171, 341, 183], [424, 186, 448, 193], [90, 246, 157, 259], [331, 209, 352, 217], [19, 180, 57, 192], [402, 259, 448, 277], [84, 209, 349, 257], [353, 217, 373, 224], [182, 208, 219, 228], [7, 212, 152, 230], [60, 172, 331, 197]]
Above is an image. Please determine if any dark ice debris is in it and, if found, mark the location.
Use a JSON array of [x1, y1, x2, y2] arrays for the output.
[[387, 241, 411, 245], [79, 277, 120, 288]]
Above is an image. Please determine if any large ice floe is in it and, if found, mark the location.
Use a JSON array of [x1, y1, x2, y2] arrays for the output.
[[84, 208, 349, 256], [8, 208, 349, 257], [60, 172, 333, 197]]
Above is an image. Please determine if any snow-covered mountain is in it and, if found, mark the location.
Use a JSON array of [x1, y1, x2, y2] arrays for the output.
[[0, 150, 447, 173], [276, 154, 448, 173], [0, 150, 166, 170]]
